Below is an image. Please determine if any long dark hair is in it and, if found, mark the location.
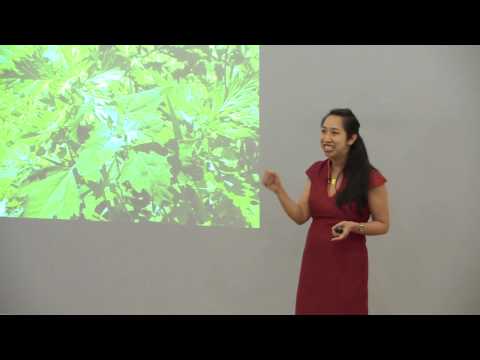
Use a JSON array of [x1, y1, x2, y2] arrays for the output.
[[321, 108, 375, 210]]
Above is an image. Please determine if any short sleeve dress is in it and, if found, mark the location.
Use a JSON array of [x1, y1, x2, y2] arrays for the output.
[[295, 159, 387, 315]]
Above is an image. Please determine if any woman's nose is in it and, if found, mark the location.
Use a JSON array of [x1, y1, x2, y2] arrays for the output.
[[322, 135, 332, 142]]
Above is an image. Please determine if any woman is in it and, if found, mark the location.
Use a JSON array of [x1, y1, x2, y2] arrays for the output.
[[262, 108, 390, 315]]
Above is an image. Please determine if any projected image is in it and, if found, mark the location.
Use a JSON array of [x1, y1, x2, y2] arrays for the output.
[[0, 45, 260, 228]]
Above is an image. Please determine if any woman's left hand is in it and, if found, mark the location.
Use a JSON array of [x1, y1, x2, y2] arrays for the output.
[[330, 221, 358, 241]]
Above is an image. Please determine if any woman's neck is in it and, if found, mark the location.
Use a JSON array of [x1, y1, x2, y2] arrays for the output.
[[329, 156, 347, 175]]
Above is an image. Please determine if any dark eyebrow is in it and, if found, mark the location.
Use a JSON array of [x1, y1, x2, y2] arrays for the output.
[[321, 126, 341, 131]]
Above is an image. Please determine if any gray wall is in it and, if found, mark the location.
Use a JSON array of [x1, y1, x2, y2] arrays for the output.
[[1, 45, 479, 314]]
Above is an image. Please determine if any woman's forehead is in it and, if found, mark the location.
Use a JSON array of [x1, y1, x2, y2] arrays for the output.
[[323, 115, 343, 128]]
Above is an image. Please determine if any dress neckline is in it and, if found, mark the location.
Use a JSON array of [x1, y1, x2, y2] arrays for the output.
[[324, 159, 345, 198]]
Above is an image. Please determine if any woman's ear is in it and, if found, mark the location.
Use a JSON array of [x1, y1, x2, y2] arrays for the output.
[[348, 133, 358, 146]]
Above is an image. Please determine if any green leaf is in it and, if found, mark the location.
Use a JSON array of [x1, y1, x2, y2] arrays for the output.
[[225, 191, 260, 229], [42, 45, 68, 70], [215, 122, 255, 140], [153, 122, 175, 145], [163, 83, 207, 118], [0, 160, 18, 199], [68, 100, 95, 132], [131, 68, 157, 87], [0, 55, 16, 71], [115, 45, 138, 58], [88, 68, 125, 88], [179, 142, 195, 163], [212, 147, 223, 157], [205, 171, 217, 193], [83, 192, 104, 220], [19, 169, 80, 219], [76, 124, 123, 183], [118, 151, 172, 202], [116, 87, 164, 113]]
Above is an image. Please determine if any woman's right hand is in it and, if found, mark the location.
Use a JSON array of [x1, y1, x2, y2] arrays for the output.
[[262, 170, 283, 194]]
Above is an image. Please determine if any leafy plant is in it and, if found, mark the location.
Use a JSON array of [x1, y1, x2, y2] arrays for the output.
[[0, 45, 260, 228]]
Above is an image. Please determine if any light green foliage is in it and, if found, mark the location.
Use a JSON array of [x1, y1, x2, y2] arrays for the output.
[[19, 169, 81, 219], [119, 151, 172, 197], [0, 45, 260, 228]]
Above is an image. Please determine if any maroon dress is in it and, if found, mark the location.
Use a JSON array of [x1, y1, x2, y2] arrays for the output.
[[295, 159, 387, 315]]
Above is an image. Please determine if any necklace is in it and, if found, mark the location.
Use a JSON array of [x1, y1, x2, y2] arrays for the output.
[[327, 160, 343, 188]]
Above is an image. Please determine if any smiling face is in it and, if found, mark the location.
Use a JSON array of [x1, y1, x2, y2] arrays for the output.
[[321, 115, 357, 160]]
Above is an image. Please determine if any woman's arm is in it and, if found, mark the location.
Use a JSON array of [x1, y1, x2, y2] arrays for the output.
[[276, 180, 311, 225], [352, 184, 390, 235], [262, 170, 311, 225]]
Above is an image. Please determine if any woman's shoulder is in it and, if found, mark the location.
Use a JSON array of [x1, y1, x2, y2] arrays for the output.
[[307, 159, 328, 171], [305, 159, 328, 179], [369, 166, 387, 189], [309, 159, 329, 169]]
